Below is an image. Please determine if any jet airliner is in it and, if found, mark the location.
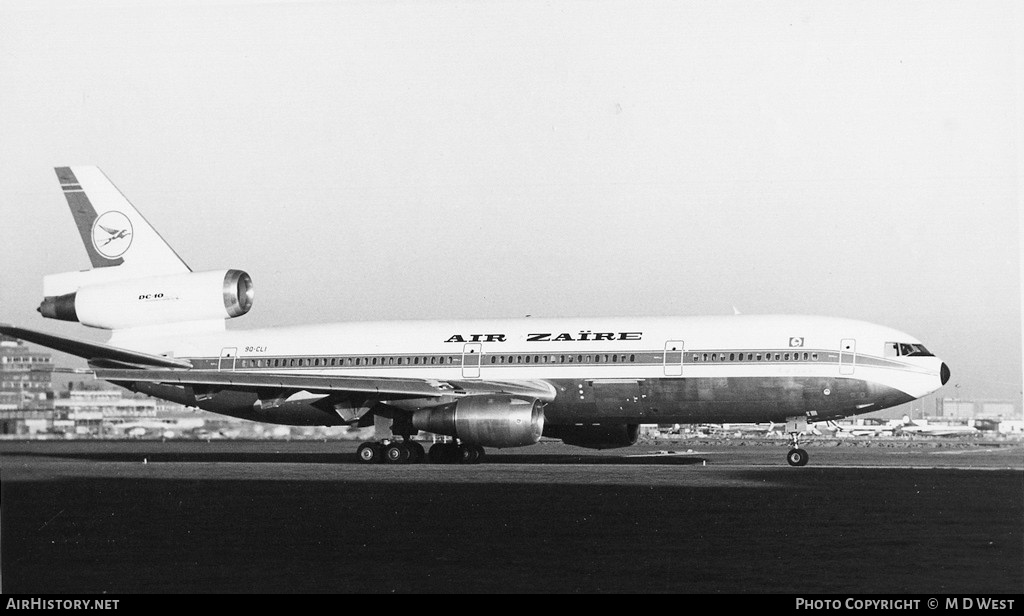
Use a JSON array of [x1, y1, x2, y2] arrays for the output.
[[0, 167, 951, 466]]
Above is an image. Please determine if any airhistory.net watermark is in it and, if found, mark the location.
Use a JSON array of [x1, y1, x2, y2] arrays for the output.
[[5, 598, 118, 610]]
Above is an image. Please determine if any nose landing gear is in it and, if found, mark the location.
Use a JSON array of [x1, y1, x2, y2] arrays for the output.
[[785, 415, 810, 467], [786, 445, 809, 467]]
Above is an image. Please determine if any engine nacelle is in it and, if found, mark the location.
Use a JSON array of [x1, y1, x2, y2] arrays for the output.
[[543, 423, 640, 450], [412, 396, 544, 448], [39, 269, 253, 330]]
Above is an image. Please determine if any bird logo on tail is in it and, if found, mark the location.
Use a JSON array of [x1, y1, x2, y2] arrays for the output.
[[90, 211, 133, 259]]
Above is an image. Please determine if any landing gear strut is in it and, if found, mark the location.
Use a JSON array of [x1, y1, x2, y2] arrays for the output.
[[785, 415, 810, 467]]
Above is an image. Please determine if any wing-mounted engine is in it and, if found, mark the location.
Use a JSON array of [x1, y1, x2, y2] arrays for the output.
[[38, 269, 253, 330], [543, 423, 640, 449], [412, 395, 545, 448]]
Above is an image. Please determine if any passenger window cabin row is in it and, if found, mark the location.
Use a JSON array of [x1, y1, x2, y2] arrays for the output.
[[237, 356, 460, 369], [232, 350, 828, 369], [692, 351, 819, 363], [490, 354, 637, 365]]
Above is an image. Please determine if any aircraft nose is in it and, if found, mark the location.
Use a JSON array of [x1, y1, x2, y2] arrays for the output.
[[940, 362, 950, 386]]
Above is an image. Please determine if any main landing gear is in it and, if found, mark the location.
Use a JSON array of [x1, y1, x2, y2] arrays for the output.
[[428, 442, 486, 465], [357, 439, 425, 464], [785, 415, 810, 467], [356, 439, 485, 465]]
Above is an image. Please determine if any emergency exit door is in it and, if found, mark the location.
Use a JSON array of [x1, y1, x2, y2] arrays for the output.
[[664, 340, 684, 376], [839, 339, 856, 375], [462, 343, 482, 378], [219, 347, 237, 371]]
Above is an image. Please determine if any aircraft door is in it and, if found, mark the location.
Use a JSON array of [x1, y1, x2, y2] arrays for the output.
[[462, 343, 482, 379], [218, 347, 237, 371], [664, 340, 684, 376], [839, 339, 856, 375]]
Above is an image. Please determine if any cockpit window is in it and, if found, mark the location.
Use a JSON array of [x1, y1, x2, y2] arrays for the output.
[[885, 342, 934, 357]]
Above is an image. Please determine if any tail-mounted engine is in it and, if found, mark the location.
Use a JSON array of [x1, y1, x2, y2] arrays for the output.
[[38, 269, 253, 330], [412, 396, 545, 448]]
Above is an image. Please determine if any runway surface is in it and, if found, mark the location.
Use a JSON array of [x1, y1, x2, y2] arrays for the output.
[[2, 438, 1022, 594]]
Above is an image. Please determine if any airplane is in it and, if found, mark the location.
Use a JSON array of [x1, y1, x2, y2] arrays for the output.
[[894, 415, 979, 437], [0, 167, 951, 467], [106, 417, 205, 437], [703, 422, 783, 437], [830, 418, 903, 437]]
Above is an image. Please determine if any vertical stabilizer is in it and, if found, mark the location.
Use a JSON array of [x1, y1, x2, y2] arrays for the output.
[[54, 166, 190, 275]]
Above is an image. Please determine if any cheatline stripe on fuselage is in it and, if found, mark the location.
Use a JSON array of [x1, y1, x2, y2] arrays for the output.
[[179, 348, 932, 375]]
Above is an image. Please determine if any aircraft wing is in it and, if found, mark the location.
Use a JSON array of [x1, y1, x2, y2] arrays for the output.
[[92, 368, 558, 401], [0, 324, 192, 369], [93, 367, 454, 399]]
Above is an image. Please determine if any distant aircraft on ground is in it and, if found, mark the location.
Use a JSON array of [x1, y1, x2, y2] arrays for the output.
[[0, 167, 950, 466], [830, 419, 903, 437], [106, 417, 205, 437], [895, 416, 979, 437], [704, 422, 783, 437]]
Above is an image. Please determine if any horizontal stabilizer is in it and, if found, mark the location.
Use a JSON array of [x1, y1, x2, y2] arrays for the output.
[[0, 324, 192, 369]]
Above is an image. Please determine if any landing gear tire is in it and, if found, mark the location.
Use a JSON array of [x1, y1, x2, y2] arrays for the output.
[[458, 444, 479, 464], [428, 442, 483, 464], [429, 442, 457, 464], [787, 448, 809, 467], [407, 441, 425, 463], [384, 442, 411, 464], [357, 442, 383, 464]]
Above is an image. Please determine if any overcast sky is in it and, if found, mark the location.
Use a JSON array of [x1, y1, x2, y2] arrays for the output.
[[0, 0, 1020, 406]]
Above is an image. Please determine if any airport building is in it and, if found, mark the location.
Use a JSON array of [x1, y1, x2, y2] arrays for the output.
[[939, 398, 1021, 420], [0, 335, 53, 408], [51, 388, 217, 438], [0, 336, 54, 434]]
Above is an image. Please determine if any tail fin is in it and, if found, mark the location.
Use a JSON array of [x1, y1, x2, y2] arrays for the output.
[[47, 167, 190, 295], [55, 166, 190, 273]]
